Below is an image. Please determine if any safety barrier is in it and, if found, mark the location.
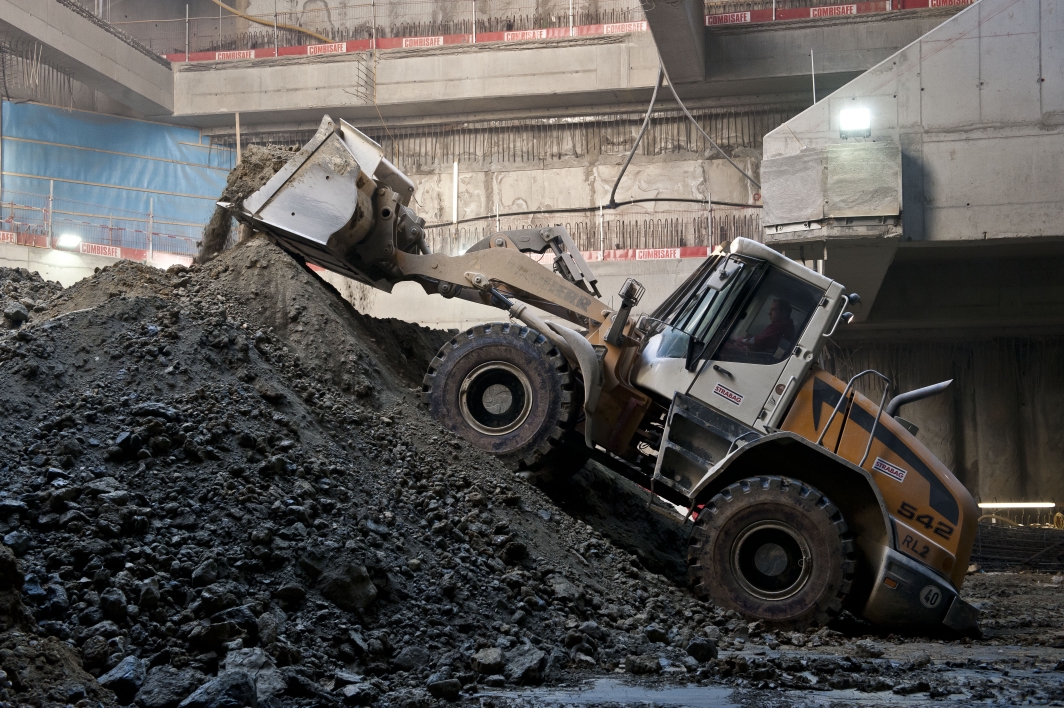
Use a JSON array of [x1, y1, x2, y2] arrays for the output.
[[705, 0, 971, 25], [106, 0, 973, 62], [0, 189, 206, 266]]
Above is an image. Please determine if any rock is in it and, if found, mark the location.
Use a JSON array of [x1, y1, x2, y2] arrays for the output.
[[2, 530, 31, 556], [256, 611, 283, 646], [578, 621, 606, 641], [643, 624, 667, 643], [339, 682, 380, 706], [98, 655, 146, 704], [318, 562, 377, 611], [136, 666, 203, 708], [138, 578, 162, 611], [392, 645, 431, 671], [549, 576, 584, 604], [685, 637, 718, 663], [223, 648, 282, 704], [191, 560, 219, 587], [131, 402, 180, 421], [854, 639, 884, 658], [177, 671, 257, 708], [100, 587, 128, 621], [625, 655, 662, 675], [333, 670, 363, 688], [81, 638, 111, 671], [4, 301, 29, 323], [427, 678, 461, 701], [0, 545, 23, 592], [505, 648, 547, 685], [273, 583, 305, 606], [471, 647, 505, 674], [893, 681, 931, 695]]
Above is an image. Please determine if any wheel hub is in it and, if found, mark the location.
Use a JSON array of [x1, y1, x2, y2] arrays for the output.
[[459, 361, 533, 436], [732, 521, 812, 601]]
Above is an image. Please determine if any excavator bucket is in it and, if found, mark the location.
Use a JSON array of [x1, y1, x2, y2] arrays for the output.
[[228, 114, 414, 283]]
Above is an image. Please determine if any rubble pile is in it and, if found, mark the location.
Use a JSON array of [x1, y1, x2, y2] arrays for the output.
[[0, 237, 724, 707], [0, 267, 63, 329]]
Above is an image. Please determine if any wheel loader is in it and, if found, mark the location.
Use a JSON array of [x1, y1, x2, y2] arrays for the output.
[[226, 115, 981, 634]]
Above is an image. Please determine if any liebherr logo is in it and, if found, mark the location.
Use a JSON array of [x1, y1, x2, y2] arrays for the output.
[[713, 383, 744, 406]]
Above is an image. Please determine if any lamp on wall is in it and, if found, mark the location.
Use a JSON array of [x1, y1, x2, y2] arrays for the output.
[[55, 233, 82, 250], [840, 107, 871, 139]]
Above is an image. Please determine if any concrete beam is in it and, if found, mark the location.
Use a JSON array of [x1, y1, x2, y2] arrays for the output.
[[645, 0, 705, 84], [172, 9, 959, 129], [0, 0, 173, 116]]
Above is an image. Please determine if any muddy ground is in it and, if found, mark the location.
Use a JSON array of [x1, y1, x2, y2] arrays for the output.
[[0, 238, 1062, 707]]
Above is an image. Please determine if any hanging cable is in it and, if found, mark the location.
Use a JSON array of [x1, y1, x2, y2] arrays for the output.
[[659, 61, 761, 189], [608, 64, 663, 208], [422, 196, 759, 230]]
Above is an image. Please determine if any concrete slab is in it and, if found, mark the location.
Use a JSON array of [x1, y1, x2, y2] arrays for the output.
[[172, 9, 959, 129], [0, 0, 173, 115]]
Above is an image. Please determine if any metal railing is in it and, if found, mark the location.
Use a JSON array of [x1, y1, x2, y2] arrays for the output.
[[106, 0, 882, 56], [0, 188, 207, 260], [113, 0, 642, 55]]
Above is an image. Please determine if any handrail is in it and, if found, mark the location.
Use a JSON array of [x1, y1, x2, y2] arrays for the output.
[[814, 369, 891, 468]]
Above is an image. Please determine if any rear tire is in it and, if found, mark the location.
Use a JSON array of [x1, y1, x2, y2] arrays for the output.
[[688, 476, 855, 629], [422, 322, 585, 474]]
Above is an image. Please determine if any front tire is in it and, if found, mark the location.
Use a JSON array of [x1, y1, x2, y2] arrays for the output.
[[688, 476, 855, 629], [422, 322, 584, 474]]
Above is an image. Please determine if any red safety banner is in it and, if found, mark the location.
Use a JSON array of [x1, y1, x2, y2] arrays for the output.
[[0, 231, 192, 266], [163, 0, 974, 63]]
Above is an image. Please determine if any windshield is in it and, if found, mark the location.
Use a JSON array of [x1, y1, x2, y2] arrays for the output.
[[649, 255, 758, 360]]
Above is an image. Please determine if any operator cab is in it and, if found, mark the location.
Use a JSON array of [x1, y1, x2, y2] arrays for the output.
[[633, 238, 845, 433]]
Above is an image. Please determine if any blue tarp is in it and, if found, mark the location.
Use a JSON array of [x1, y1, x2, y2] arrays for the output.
[[1, 102, 231, 225]]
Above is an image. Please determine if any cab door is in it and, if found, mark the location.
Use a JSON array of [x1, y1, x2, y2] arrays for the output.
[[687, 266, 825, 429]]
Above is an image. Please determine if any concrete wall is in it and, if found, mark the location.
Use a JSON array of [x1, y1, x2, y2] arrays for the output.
[[0, 0, 174, 115], [762, 0, 1064, 244], [174, 10, 957, 129], [0, 243, 197, 285], [0, 242, 124, 285], [826, 337, 1064, 506]]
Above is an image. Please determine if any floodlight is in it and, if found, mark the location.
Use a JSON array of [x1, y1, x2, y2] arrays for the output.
[[55, 233, 82, 250], [977, 502, 1055, 509], [839, 107, 871, 138]]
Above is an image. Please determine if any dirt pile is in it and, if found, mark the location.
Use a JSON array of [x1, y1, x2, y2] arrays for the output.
[[0, 236, 734, 707], [1, 266, 63, 328], [198, 145, 296, 263]]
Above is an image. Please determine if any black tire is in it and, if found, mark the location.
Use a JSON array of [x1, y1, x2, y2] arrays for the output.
[[688, 476, 855, 629], [422, 322, 584, 473]]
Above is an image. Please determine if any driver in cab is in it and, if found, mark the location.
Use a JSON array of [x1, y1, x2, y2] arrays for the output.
[[725, 298, 794, 355]]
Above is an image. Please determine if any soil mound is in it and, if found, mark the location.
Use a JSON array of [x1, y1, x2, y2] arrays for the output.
[[198, 145, 296, 263], [0, 238, 718, 706], [1, 266, 63, 328]]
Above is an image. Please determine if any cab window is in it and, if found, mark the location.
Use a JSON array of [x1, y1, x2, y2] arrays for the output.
[[715, 267, 822, 365], [653, 257, 757, 360]]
